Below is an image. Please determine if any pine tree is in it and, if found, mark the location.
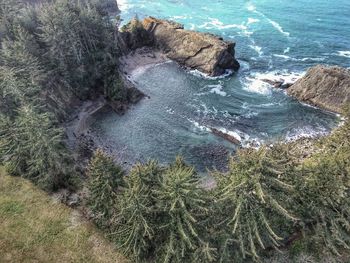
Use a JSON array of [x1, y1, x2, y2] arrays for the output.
[[113, 160, 162, 262], [37, 0, 122, 99], [156, 157, 213, 263], [0, 105, 74, 190], [0, 113, 28, 175], [306, 163, 350, 255], [295, 118, 350, 255], [87, 149, 124, 228], [0, 27, 45, 114], [214, 147, 298, 262]]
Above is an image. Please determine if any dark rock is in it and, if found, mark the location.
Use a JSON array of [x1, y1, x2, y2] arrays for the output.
[[187, 144, 229, 172], [262, 79, 293, 89], [143, 17, 240, 76], [210, 128, 242, 146], [287, 65, 350, 114]]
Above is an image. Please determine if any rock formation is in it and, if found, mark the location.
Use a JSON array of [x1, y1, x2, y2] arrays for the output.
[[287, 65, 350, 114], [210, 128, 242, 146], [118, 17, 240, 76]]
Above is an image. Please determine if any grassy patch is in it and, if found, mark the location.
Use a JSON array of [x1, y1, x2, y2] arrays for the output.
[[0, 167, 128, 263]]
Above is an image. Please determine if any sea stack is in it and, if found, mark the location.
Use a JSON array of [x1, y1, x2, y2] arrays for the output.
[[287, 65, 350, 114], [118, 17, 240, 76]]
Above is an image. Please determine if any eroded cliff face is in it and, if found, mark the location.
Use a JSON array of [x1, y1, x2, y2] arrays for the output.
[[118, 17, 240, 76], [287, 65, 350, 114]]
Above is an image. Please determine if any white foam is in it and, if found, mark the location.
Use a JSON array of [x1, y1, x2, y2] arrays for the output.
[[243, 76, 272, 95], [252, 8, 291, 37], [246, 2, 256, 12], [198, 18, 247, 31], [249, 45, 264, 56], [267, 18, 290, 37], [188, 119, 211, 132], [238, 60, 251, 71], [242, 70, 305, 95], [243, 109, 259, 118], [273, 54, 290, 60], [208, 84, 227, 97], [189, 69, 233, 80], [300, 57, 325, 62], [171, 15, 191, 20], [117, 0, 130, 11], [285, 126, 328, 142], [189, 23, 196, 30], [284, 47, 290, 54], [273, 54, 325, 62], [247, 18, 260, 25], [214, 128, 263, 149], [166, 107, 175, 115], [337, 51, 350, 58]]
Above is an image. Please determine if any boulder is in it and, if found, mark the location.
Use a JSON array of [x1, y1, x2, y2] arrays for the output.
[[287, 65, 350, 114], [210, 128, 242, 146], [262, 79, 292, 89]]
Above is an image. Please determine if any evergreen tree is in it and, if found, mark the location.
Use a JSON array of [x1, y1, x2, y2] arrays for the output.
[[0, 113, 28, 175], [214, 148, 298, 262], [0, 27, 45, 114], [156, 157, 213, 263], [297, 158, 350, 256], [0, 105, 74, 190], [113, 160, 162, 262], [0, 0, 24, 39], [86, 149, 124, 228], [37, 0, 122, 99], [294, 113, 350, 255]]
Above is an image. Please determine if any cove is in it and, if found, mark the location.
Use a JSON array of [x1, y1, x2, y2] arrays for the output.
[[90, 61, 338, 172]]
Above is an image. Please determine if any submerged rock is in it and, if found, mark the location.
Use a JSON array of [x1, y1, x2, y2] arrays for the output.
[[210, 128, 242, 146], [119, 17, 240, 76], [287, 65, 350, 114], [262, 79, 292, 89]]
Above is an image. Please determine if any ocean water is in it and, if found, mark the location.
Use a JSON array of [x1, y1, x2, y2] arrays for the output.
[[92, 0, 349, 171]]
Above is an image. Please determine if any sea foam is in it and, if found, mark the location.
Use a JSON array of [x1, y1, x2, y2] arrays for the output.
[[337, 51, 350, 58], [198, 18, 247, 31], [267, 18, 290, 37], [247, 4, 291, 38], [189, 69, 233, 80], [249, 45, 264, 56], [242, 71, 305, 95], [208, 84, 227, 97], [118, 0, 130, 11]]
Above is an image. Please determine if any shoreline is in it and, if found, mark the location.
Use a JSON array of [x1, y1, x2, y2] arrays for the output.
[[119, 47, 170, 82], [66, 48, 344, 171], [65, 47, 171, 169]]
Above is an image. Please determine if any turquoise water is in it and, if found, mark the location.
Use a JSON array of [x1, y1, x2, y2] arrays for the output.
[[92, 0, 349, 171]]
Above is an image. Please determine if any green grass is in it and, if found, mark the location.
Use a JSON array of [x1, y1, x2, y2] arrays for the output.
[[0, 167, 129, 263]]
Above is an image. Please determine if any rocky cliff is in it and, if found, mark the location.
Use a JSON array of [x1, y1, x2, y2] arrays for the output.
[[287, 65, 350, 114], [118, 17, 240, 76]]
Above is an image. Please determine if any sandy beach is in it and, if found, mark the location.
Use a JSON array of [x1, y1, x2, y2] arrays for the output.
[[119, 47, 169, 81]]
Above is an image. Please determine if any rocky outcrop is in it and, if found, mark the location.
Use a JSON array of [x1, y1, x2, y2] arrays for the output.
[[287, 65, 350, 114], [210, 128, 242, 146], [119, 17, 240, 76]]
